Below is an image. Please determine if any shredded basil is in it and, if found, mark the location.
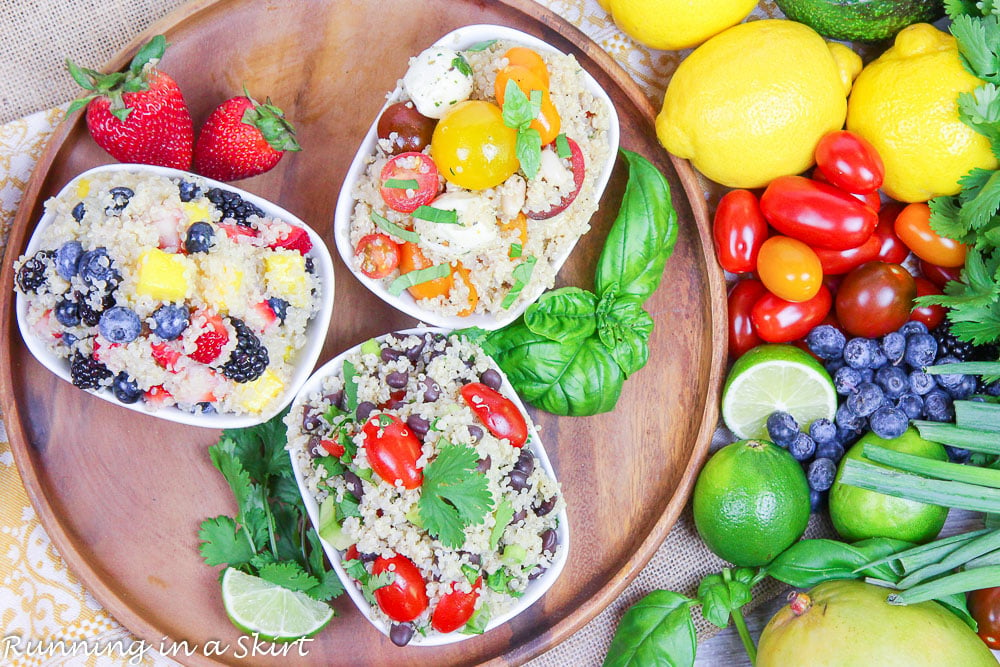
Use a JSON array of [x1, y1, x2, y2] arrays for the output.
[[509, 243, 522, 259], [465, 39, 497, 52], [383, 178, 418, 190], [388, 263, 451, 297], [452, 54, 472, 77], [501, 256, 537, 309], [555, 133, 571, 159], [412, 205, 459, 224], [371, 211, 420, 243]]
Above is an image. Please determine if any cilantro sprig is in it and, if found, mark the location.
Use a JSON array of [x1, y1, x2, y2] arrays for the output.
[[501, 78, 543, 179], [198, 410, 344, 604], [417, 442, 494, 549]]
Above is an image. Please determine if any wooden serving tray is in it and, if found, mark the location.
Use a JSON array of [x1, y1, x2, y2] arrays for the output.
[[0, 0, 726, 664]]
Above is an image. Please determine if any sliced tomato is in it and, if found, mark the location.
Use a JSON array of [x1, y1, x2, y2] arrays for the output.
[[356, 233, 400, 279], [372, 555, 429, 623], [526, 137, 586, 220], [431, 578, 481, 633], [320, 437, 346, 457], [379, 151, 440, 213], [362, 414, 423, 489], [460, 382, 527, 448]]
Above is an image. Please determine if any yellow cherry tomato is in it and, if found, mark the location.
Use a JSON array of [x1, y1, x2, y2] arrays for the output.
[[494, 65, 561, 145], [756, 235, 823, 302], [431, 100, 519, 190], [894, 202, 967, 268]]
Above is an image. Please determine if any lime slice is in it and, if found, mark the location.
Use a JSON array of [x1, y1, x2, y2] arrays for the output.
[[221, 568, 334, 642], [721, 343, 837, 440]]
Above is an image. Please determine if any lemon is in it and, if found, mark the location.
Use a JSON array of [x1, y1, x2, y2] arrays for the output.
[[608, 0, 757, 51], [656, 19, 860, 189], [847, 23, 998, 203]]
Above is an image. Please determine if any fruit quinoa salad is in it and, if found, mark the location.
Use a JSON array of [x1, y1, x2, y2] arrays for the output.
[[13, 168, 323, 416], [286, 330, 565, 645], [347, 38, 612, 318]]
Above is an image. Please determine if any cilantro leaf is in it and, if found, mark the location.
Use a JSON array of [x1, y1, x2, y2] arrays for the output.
[[958, 83, 1000, 153], [257, 560, 319, 593], [362, 571, 395, 606], [929, 195, 971, 244], [305, 570, 345, 602], [418, 443, 495, 549], [198, 516, 255, 568], [952, 14, 1000, 84], [946, 0, 984, 19]]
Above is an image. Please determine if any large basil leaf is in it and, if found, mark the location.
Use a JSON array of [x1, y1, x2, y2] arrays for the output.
[[597, 293, 654, 377], [523, 287, 598, 343], [764, 538, 908, 589], [483, 320, 624, 416], [603, 590, 696, 667], [594, 150, 678, 302]]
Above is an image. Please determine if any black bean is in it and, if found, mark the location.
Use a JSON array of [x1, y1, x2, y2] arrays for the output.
[[513, 450, 535, 476], [480, 368, 502, 390], [476, 455, 492, 473], [323, 390, 344, 410], [528, 566, 547, 581], [468, 425, 484, 442], [356, 401, 376, 421], [534, 496, 556, 517], [406, 414, 430, 438], [343, 470, 364, 500], [405, 339, 426, 362], [421, 378, 441, 402], [301, 406, 323, 432], [508, 468, 530, 491], [466, 553, 481, 566], [387, 371, 409, 389], [389, 622, 415, 647], [511, 509, 526, 524], [307, 435, 323, 458], [380, 347, 404, 362], [359, 550, 378, 563], [541, 528, 558, 554]]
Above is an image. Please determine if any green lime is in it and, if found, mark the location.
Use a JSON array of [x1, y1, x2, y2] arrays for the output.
[[829, 428, 949, 544], [693, 439, 811, 567], [221, 567, 334, 642], [721, 344, 836, 440]]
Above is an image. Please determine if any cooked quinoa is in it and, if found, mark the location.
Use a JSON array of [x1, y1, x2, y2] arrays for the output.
[[286, 330, 565, 644], [347, 38, 612, 319], [13, 168, 323, 417]]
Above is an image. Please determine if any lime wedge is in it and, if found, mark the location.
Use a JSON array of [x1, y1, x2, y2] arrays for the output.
[[721, 343, 837, 440], [221, 568, 334, 642]]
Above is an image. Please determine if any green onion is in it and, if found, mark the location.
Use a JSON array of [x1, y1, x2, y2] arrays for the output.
[[383, 178, 419, 190], [955, 400, 1000, 433], [412, 206, 459, 224], [555, 133, 571, 159], [911, 421, 1000, 454], [387, 263, 451, 297], [925, 361, 1000, 376], [964, 549, 1000, 570], [896, 530, 1000, 588], [501, 256, 537, 309], [371, 211, 420, 243], [888, 566, 1000, 605], [861, 444, 1000, 488], [858, 529, 991, 575], [509, 243, 522, 259], [839, 458, 1000, 514]]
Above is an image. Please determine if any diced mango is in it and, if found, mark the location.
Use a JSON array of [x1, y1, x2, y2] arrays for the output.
[[182, 200, 212, 223], [136, 249, 192, 302], [264, 252, 309, 307], [200, 262, 244, 312], [235, 368, 284, 413], [75, 178, 90, 198]]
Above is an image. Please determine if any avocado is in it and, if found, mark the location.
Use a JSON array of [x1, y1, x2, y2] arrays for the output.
[[774, 0, 946, 42]]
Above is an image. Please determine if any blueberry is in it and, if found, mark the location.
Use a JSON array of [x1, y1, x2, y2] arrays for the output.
[[816, 441, 846, 462], [98, 306, 141, 343], [875, 365, 909, 399], [151, 304, 190, 340], [944, 445, 971, 463], [71, 201, 86, 222], [843, 337, 875, 369], [112, 372, 143, 404], [78, 247, 117, 287], [896, 393, 924, 420], [184, 222, 215, 253], [908, 369, 936, 396], [847, 382, 884, 417], [859, 368, 875, 384], [922, 389, 954, 422], [54, 299, 80, 327], [825, 358, 846, 376], [104, 186, 134, 215], [836, 402, 866, 431], [904, 333, 938, 369], [869, 406, 909, 439], [835, 425, 862, 448], [807, 458, 837, 492], [766, 411, 799, 447], [950, 375, 979, 400], [932, 356, 978, 399], [267, 297, 288, 323], [806, 325, 846, 361], [835, 366, 864, 395], [789, 432, 817, 461], [809, 417, 837, 445], [898, 321, 928, 337], [881, 332, 906, 365], [869, 345, 888, 369], [55, 241, 84, 280], [984, 379, 1000, 397], [62, 332, 79, 348], [809, 488, 827, 513], [177, 180, 203, 202]]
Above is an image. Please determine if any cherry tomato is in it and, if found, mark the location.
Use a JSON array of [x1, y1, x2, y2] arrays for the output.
[[398, 242, 453, 300], [968, 587, 1000, 649], [751, 285, 832, 343], [377, 102, 437, 154], [759, 175, 879, 250], [356, 234, 400, 279], [712, 189, 768, 274], [379, 152, 440, 213], [727, 279, 768, 359], [495, 65, 561, 145], [372, 555, 429, 623], [431, 100, 519, 190], [525, 138, 586, 219], [910, 277, 946, 330], [814, 130, 885, 194], [453, 263, 479, 317], [503, 47, 550, 88], [835, 261, 917, 338], [362, 414, 423, 489], [919, 258, 963, 289], [756, 235, 823, 302], [812, 233, 880, 275], [894, 202, 968, 267], [431, 577, 481, 633], [812, 167, 881, 211], [459, 382, 528, 448], [873, 202, 910, 264]]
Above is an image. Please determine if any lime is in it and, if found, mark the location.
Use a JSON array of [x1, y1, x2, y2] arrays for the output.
[[829, 427, 949, 543], [221, 568, 334, 642], [721, 344, 837, 440], [693, 439, 811, 567]]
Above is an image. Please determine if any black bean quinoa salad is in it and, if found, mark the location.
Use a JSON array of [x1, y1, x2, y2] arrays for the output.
[[13, 168, 323, 416], [286, 330, 565, 645]]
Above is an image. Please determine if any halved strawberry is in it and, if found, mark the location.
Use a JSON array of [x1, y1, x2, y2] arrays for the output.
[[189, 312, 229, 364], [269, 225, 312, 254], [218, 222, 259, 241], [150, 341, 182, 372], [252, 301, 278, 330], [144, 384, 174, 407]]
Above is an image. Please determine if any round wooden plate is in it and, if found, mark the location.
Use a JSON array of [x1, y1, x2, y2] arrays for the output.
[[0, 0, 726, 664]]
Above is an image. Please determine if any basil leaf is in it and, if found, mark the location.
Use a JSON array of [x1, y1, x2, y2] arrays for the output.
[[597, 293, 653, 377], [388, 263, 451, 297], [594, 150, 678, 302], [501, 256, 537, 309], [516, 127, 542, 180], [523, 287, 598, 342], [697, 569, 752, 629], [602, 590, 696, 667], [371, 211, 420, 243], [502, 78, 534, 129], [764, 539, 880, 589], [850, 537, 913, 580]]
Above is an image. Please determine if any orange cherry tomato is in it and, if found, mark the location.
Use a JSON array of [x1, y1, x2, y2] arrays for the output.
[[494, 65, 561, 145], [453, 263, 479, 317], [503, 47, 549, 88], [756, 235, 823, 302], [398, 242, 453, 300], [894, 202, 967, 267]]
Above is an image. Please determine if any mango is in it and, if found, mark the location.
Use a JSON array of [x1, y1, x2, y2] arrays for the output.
[[135, 249, 192, 302], [264, 252, 309, 307]]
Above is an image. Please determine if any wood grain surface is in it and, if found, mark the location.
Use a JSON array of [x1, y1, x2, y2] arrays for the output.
[[0, 0, 726, 664]]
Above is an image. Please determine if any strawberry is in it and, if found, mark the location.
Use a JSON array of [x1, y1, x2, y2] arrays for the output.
[[269, 225, 313, 254], [194, 92, 301, 181], [150, 341, 182, 372], [189, 312, 229, 364], [67, 35, 194, 170]]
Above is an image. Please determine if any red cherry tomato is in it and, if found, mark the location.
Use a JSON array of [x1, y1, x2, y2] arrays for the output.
[[968, 587, 1000, 650], [919, 258, 963, 289], [873, 202, 910, 264], [431, 577, 481, 633], [377, 102, 437, 155], [815, 130, 885, 194], [459, 382, 528, 448], [760, 175, 879, 250], [362, 414, 423, 489], [712, 189, 768, 274], [812, 233, 881, 275], [811, 167, 881, 211], [910, 277, 946, 330], [894, 202, 968, 267], [372, 555, 429, 623], [751, 285, 832, 343], [355, 234, 401, 279], [379, 151, 440, 213], [727, 279, 769, 359], [756, 235, 823, 302], [526, 137, 586, 219], [835, 261, 917, 338]]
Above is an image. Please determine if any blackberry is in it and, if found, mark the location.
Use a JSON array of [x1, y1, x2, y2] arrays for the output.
[[219, 318, 269, 383], [15, 250, 53, 293], [77, 289, 116, 327], [207, 188, 264, 226], [54, 299, 80, 327], [932, 321, 976, 361], [70, 351, 112, 390]]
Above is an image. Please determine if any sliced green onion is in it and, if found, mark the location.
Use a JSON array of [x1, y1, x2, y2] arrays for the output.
[[925, 361, 1000, 376], [343, 360, 359, 412], [955, 400, 1000, 433], [412, 206, 459, 224], [889, 566, 1000, 605], [896, 530, 1000, 588], [509, 243, 522, 259], [371, 211, 420, 243], [912, 421, 1000, 454], [555, 133, 571, 159], [388, 263, 451, 297], [383, 178, 419, 190], [839, 458, 1000, 514], [861, 444, 1000, 488], [501, 256, 537, 309]]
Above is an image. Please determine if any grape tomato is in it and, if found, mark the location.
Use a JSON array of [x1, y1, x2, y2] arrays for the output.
[[812, 233, 880, 276], [362, 414, 424, 489], [460, 382, 528, 448], [873, 202, 910, 264], [712, 189, 768, 274], [968, 587, 1000, 650], [372, 554, 429, 622], [525, 137, 586, 219], [431, 578, 481, 633], [756, 235, 823, 302], [760, 175, 879, 250], [894, 202, 967, 268], [728, 279, 768, 359], [751, 285, 832, 343], [918, 258, 962, 289], [910, 277, 946, 330], [814, 130, 885, 194]]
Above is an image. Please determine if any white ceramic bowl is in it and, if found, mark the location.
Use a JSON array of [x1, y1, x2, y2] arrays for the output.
[[334, 24, 620, 330], [14, 163, 335, 429], [287, 327, 570, 646]]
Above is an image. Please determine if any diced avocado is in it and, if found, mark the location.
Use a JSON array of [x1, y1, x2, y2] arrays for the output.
[[490, 498, 515, 551], [773, 0, 944, 42], [463, 604, 491, 635], [135, 248, 192, 302], [360, 338, 380, 358], [501, 543, 527, 566], [318, 495, 353, 551], [404, 504, 425, 528]]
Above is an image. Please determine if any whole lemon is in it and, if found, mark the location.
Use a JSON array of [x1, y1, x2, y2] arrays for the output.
[[609, 0, 758, 50], [847, 23, 998, 203], [656, 20, 860, 189]]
